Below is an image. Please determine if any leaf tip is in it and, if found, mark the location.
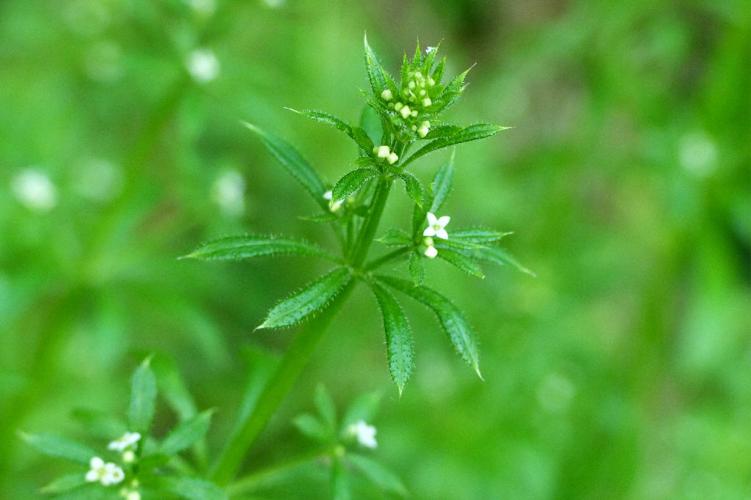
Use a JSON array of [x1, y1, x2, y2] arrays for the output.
[[473, 364, 485, 381]]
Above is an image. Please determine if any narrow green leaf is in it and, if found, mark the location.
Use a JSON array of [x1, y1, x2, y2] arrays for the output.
[[438, 66, 472, 111], [20, 433, 96, 464], [287, 108, 374, 152], [314, 384, 337, 431], [360, 105, 383, 144], [45, 484, 105, 500], [348, 453, 408, 497], [436, 247, 485, 279], [368, 282, 415, 395], [431, 151, 455, 212], [152, 356, 197, 422], [473, 246, 536, 277], [242, 121, 327, 207], [408, 251, 424, 286], [332, 168, 380, 202], [376, 275, 482, 378], [128, 357, 157, 433], [41, 474, 88, 495], [183, 234, 336, 262], [363, 34, 389, 98], [452, 229, 511, 245], [399, 172, 425, 208], [376, 229, 412, 247], [258, 268, 352, 329], [402, 123, 510, 167], [160, 477, 228, 500], [424, 125, 461, 140], [293, 413, 330, 442], [160, 410, 214, 456]]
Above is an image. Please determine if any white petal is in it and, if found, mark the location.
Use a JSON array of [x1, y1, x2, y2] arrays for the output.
[[423, 226, 436, 237], [323, 190, 333, 200], [90, 457, 104, 468], [424, 246, 438, 259], [436, 228, 449, 240], [426, 212, 438, 226], [437, 215, 451, 227], [85, 470, 99, 482]]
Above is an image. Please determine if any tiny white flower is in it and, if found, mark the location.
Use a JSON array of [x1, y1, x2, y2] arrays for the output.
[[422, 97, 432, 108], [323, 190, 333, 200], [102, 463, 125, 486], [424, 238, 438, 259], [426, 46, 437, 55], [348, 420, 377, 449], [121, 490, 141, 500], [11, 168, 57, 212], [211, 169, 246, 217], [374, 145, 391, 158], [108, 432, 141, 452], [122, 450, 136, 463], [387, 152, 399, 165], [186, 48, 219, 83], [399, 105, 411, 119], [380, 89, 393, 101], [86, 457, 107, 483], [86, 457, 125, 486], [423, 212, 450, 240]]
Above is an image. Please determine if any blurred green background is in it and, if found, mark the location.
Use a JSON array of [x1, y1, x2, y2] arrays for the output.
[[2, 0, 751, 498]]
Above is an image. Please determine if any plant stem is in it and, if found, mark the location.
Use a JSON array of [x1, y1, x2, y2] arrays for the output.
[[364, 247, 409, 271], [211, 284, 354, 485], [226, 445, 336, 497], [349, 177, 393, 267]]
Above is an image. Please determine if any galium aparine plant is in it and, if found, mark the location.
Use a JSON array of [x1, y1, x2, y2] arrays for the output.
[[25, 36, 530, 498]]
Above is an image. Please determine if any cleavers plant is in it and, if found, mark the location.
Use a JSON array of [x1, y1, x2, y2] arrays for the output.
[[26, 36, 528, 499]]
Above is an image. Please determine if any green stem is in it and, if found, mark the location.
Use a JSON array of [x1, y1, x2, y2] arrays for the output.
[[349, 178, 393, 267], [211, 284, 354, 485], [226, 445, 336, 497]]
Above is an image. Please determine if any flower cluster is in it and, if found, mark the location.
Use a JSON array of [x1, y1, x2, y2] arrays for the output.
[[423, 212, 450, 258], [347, 419, 378, 449], [373, 144, 399, 165], [85, 456, 125, 486], [83, 431, 142, 497], [382, 70, 434, 138]]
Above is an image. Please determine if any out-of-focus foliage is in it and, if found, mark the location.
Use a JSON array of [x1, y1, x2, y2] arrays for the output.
[[1, 0, 750, 498]]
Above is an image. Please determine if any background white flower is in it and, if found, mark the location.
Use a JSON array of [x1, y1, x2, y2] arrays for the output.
[[85, 457, 124, 486], [108, 431, 141, 452], [11, 168, 57, 212], [211, 169, 246, 216], [348, 419, 377, 448], [423, 212, 450, 240], [186, 48, 220, 83]]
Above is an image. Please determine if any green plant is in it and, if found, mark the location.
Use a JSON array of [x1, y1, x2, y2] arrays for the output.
[[25, 36, 526, 498]]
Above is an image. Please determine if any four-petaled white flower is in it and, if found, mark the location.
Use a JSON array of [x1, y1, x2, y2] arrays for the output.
[[186, 48, 219, 83], [86, 457, 125, 486], [423, 237, 438, 259], [423, 212, 450, 240], [108, 432, 141, 452], [348, 420, 377, 449]]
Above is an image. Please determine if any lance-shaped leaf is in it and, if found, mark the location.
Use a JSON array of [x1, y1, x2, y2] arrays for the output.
[[159, 410, 214, 456], [473, 246, 536, 277], [376, 275, 482, 378], [451, 229, 511, 245], [424, 125, 461, 140], [183, 235, 336, 263], [314, 384, 337, 432], [332, 168, 380, 203], [368, 281, 415, 395], [408, 251, 424, 286], [20, 433, 97, 464], [293, 413, 330, 442], [287, 109, 374, 153], [128, 357, 157, 433], [430, 151, 455, 212], [243, 122, 327, 208], [436, 248, 485, 279], [399, 172, 425, 208], [258, 268, 352, 329], [364, 34, 396, 99], [348, 453, 408, 497], [401, 123, 510, 168], [437, 66, 472, 111]]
